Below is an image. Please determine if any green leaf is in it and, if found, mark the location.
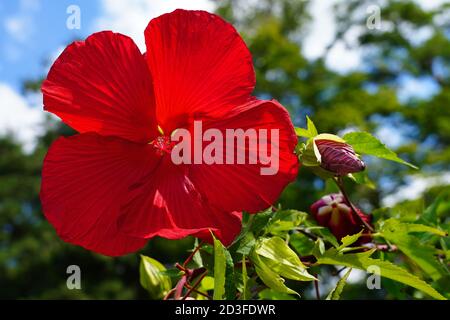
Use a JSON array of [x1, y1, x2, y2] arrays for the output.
[[258, 288, 296, 300], [251, 250, 299, 296], [305, 224, 339, 248], [315, 249, 446, 300], [212, 234, 235, 300], [240, 255, 250, 300], [326, 268, 352, 300], [249, 208, 273, 236], [236, 232, 256, 255], [266, 209, 308, 235], [255, 237, 316, 281], [348, 171, 376, 189], [295, 127, 312, 138], [419, 189, 450, 225], [338, 230, 363, 251], [343, 131, 418, 169], [379, 219, 447, 280], [295, 116, 318, 138], [139, 255, 172, 299], [199, 276, 215, 292], [223, 248, 236, 300], [307, 116, 318, 136], [213, 235, 227, 300], [289, 233, 315, 256], [192, 238, 204, 268]]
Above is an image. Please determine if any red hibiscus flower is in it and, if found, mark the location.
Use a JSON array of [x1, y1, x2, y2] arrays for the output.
[[40, 10, 299, 256]]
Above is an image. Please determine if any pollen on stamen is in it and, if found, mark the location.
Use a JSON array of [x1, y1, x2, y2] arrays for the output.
[[150, 135, 174, 156]]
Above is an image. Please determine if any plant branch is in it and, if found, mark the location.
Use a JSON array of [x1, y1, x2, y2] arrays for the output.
[[333, 177, 374, 232]]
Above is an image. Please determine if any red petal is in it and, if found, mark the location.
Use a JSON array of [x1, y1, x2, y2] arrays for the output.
[[42, 31, 158, 143], [118, 156, 242, 246], [144, 9, 255, 132], [40, 133, 159, 256], [188, 100, 299, 213]]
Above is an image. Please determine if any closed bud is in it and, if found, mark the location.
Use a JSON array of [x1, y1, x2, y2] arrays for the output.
[[310, 193, 372, 242], [314, 139, 365, 176]]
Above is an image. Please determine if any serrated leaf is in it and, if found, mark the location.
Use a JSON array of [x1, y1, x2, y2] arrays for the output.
[[236, 232, 256, 255], [258, 288, 297, 300], [307, 116, 318, 136], [315, 248, 446, 300], [251, 251, 299, 296], [295, 127, 312, 138], [290, 233, 315, 256], [266, 209, 308, 235], [211, 235, 235, 300], [139, 255, 172, 299], [343, 131, 418, 169], [326, 268, 352, 300], [379, 219, 447, 280], [249, 208, 273, 236], [338, 231, 364, 251], [295, 116, 318, 138], [305, 224, 339, 248], [255, 237, 316, 281], [213, 235, 227, 300]]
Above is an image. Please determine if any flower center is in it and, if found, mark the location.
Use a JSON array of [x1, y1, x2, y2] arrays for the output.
[[150, 135, 174, 156]]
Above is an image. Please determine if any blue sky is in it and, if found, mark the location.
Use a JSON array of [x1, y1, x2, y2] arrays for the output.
[[0, 0, 101, 90]]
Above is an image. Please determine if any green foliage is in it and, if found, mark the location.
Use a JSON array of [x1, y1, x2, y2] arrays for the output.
[[139, 255, 172, 299], [253, 237, 316, 282], [315, 248, 446, 300], [337, 231, 364, 251], [213, 236, 227, 300], [326, 268, 352, 300], [343, 132, 418, 169], [295, 116, 318, 138], [250, 249, 299, 296], [378, 219, 447, 281]]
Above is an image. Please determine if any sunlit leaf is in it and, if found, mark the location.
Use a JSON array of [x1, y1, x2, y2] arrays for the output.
[[338, 230, 364, 251], [343, 131, 418, 169], [255, 237, 316, 281], [379, 219, 447, 280], [251, 251, 299, 296], [258, 288, 296, 300], [326, 268, 352, 300], [139, 255, 172, 299], [213, 235, 227, 300], [315, 249, 446, 300], [295, 116, 318, 138]]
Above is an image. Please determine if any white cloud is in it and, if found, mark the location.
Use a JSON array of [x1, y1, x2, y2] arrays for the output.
[[414, 0, 447, 10], [3, 0, 40, 44], [383, 173, 450, 206], [94, 0, 214, 51], [0, 84, 45, 152], [4, 15, 32, 43], [303, 0, 363, 73], [303, 0, 335, 61]]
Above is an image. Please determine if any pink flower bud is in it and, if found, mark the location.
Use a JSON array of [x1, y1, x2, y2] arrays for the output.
[[315, 139, 365, 176], [310, 193, 372, 242]]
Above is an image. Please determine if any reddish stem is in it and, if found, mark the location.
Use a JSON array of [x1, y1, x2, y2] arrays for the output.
[[182, 271, 208, 300], [334, 177, 374, 232]]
